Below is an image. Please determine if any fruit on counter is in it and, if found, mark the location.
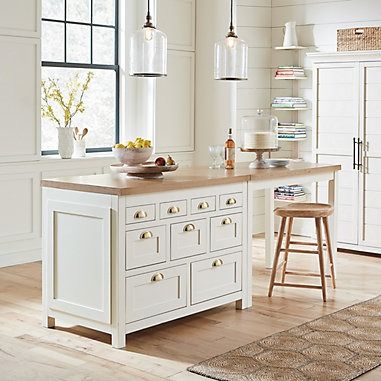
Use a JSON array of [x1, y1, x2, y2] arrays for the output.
[[167, 155, 176, 166], [155, 157, 166, 166], [113, 137, 152, 149]]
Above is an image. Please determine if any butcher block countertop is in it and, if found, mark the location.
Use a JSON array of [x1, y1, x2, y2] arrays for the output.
[[41, 162, 341, 196]]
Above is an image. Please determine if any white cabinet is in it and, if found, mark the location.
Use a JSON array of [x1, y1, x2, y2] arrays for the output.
[[311, 52, 381, 254], [211, 213, 243, 252], [0, 36, 40, 162], [0, 0, 40, 37]]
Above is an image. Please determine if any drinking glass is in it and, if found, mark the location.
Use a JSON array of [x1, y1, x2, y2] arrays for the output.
[[209, 145, 221, 169]]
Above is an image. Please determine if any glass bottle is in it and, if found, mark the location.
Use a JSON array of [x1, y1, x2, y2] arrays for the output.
[[224, 128, 236, 169]]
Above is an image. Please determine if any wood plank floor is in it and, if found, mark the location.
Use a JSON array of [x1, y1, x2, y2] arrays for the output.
[[0, 236, 380, 380]]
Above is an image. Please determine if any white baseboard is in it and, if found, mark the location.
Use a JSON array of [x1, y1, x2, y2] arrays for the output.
[[0, 248, 41, 268]]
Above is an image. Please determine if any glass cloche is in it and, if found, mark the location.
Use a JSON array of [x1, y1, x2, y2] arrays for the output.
[[239, 110, 278, 150]]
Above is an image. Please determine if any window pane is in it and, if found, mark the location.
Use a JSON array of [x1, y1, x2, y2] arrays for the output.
[[93, 27, 114, 65], [66, 24, 91, 63], [42, 0, 64, 20], [42, 21, 64, 61], [41, 68, 116, 151], [93, 0, 115, 25], [66, 0, 91, 23]]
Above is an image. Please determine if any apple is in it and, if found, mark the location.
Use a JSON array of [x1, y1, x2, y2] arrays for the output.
[[155, 157, 166, 166]]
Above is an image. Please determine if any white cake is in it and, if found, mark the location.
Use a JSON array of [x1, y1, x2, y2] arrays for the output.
[[244, 132, 277, 149]]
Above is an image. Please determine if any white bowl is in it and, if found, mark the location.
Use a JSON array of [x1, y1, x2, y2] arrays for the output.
[[112, 147, 153, 166]]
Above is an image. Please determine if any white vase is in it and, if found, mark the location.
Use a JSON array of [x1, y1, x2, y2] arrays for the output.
[[283, 21, 298, 47], [57, 127, 74, 159]]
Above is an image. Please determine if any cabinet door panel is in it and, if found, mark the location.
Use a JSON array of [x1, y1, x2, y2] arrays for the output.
[[155, 51, 194, 153], [317, 154, 359, 245], [0, 37, 39, 162]]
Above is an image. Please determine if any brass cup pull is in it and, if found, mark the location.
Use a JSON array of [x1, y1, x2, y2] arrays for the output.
[[198, 201, 209, 210], [221, 217, 232, 225], [134, 210, 147, 219], [151, 273, 164, 282], [212, 259, 224, 268], [167, 206, 180, 215], [183, 223, 195, 232], [226, 198, 237, 206], [140, 231, 153, 240]]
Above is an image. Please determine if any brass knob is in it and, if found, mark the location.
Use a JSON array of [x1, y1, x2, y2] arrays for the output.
[[140, 231, 153, 240], [226, 198, 237, 206], [134, 210, 147, 219], [221, 217, 232, 225], [198, 201, 209, 210], [183, 223, 195, 232], [212, 259, 224, 267], [167, 206, 180, 215], [151, 273, 164, 282]]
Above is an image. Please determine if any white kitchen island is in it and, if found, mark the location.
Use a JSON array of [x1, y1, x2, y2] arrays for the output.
[[41, 162, 340, 348]]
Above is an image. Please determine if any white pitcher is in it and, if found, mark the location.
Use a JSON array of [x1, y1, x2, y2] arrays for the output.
[[283, 21, 298, 47]]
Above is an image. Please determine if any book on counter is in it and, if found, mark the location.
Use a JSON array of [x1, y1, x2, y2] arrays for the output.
[[274, 185, 306, 201], [275, 66, 306, 79], [271, 97, 307, 109]]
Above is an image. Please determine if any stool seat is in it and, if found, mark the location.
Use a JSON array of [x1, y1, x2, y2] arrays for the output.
[[274, 203, 333, 218]]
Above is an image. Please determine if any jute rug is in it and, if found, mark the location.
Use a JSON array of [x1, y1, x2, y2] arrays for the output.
[[188, 296, 381, 381]]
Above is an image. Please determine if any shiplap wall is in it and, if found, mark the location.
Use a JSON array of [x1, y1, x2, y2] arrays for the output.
[[237, 0, 271, 233]]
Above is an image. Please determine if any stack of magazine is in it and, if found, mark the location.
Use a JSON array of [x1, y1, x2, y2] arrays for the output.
[[271, 97, 307, 109], [275, 66, 306, 79], [278, 123, 307, 140], [274, 185, 306, 202]]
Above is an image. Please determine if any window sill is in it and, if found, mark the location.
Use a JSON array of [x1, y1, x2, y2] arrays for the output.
[[40, 152, 115, 161]]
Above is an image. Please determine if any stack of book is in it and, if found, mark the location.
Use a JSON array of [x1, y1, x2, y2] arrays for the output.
[[278, 123, 307, 140], [275, 66, 306, 79], [271, 97, 307, 109], [274, 185, 306, 202]]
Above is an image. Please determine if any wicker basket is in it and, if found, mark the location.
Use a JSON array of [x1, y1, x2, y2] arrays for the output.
[[337, 27, 381, 51]]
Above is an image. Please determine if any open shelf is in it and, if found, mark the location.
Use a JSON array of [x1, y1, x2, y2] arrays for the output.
[[274, 46, 307, 50], [278, 137, 307, 142], [272, 107, 309, 111], [274, 76, 307, 80]]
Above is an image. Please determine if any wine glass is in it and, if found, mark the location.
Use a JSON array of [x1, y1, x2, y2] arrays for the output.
[[209, 145, 221, 169]]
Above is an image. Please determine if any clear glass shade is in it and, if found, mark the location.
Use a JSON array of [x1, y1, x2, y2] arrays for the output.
[[214, 36, 248, 81], [130, 27, 167, 77]]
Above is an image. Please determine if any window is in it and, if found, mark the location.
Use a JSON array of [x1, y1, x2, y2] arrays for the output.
[[41, 0, 119, 154]]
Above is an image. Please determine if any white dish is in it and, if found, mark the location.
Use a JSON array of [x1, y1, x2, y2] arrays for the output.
[[268, 159, 290, 168]]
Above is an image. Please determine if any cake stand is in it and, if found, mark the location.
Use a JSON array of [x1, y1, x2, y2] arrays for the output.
[[240, 148, 280, 169]]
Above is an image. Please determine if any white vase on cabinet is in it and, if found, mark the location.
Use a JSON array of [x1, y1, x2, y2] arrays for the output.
[[57, 127, 74, 159]]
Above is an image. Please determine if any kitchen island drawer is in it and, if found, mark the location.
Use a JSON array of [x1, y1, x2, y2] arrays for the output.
[[191, 196, 216, 214], [219, 192, 243, 210], [126, 204, 155, 224], [211, 213, 242, 252], [171, 219, 207, 260], [126, 265, 187, 323], [160, 200, 187, 219], [191, 252, 242, 305], [126, 226, 166, 270]]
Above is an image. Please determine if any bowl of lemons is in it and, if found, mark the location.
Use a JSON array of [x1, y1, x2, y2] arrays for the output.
[[113, 138, 153, 166]]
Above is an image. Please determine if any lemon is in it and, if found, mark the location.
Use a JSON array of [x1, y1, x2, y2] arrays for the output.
[[114, 143, 125, 149]]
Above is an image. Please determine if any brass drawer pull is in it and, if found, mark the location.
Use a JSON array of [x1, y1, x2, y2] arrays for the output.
[[212, 259, 224, 268], [183, 223, 195, 232], [226, 198, 237, 206], [198, 201, 209, 210], [134, 210, 147, 219], [151, 273, 164, 282], [140, 231, 153, 240], [221, 217, 233, 225], [167, 206, 180, 215]]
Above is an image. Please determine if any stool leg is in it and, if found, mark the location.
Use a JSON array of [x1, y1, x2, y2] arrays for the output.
[[281, 217, 294, 283], [315, 217, 327, 302], [268, 217, 287, 297], [323, 217, 336, 289]]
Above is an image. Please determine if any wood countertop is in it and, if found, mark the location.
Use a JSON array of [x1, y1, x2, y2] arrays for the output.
[[41, 162, 341, 196]]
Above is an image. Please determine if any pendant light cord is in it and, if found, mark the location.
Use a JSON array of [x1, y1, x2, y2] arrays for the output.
[[145, 0, 154, 27], [147, 0, 151, 19], [230, 0, 234, 33]]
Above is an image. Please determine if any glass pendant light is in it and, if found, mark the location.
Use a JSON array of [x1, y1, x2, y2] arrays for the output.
[[214, 0, 248, 81], [130, 0, 167, 77]]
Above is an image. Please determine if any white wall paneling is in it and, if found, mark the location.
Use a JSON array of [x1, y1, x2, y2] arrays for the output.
[[0, 0, 40, 37], [0, 36, 40, 162]]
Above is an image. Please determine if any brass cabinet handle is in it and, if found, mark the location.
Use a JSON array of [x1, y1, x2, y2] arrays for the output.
[[212, 259, 224, 267], [134, 210, 147, 219], [140, 231, 153, 240], [221, 217, 233, 225], [226, 198, 237, 206], [183, 223, 195, 232], [167, 206, 180, 215], [198, 201, 209, 210], [151, 273, 164, 282]]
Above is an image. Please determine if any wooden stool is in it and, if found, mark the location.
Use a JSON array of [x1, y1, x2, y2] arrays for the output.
[[268, 203, 336, 302]]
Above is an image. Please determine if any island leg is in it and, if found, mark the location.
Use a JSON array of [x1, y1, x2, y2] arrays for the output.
[[265, 188, 275, 269]]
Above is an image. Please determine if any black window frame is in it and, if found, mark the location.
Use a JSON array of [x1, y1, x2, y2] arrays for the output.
[[41, 0, 120, 155]]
